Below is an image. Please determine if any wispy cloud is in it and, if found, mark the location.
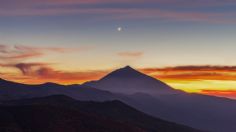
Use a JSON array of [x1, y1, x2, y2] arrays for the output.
[[3, 0, 236, 7], [0, 44, 94, 83], [0, 62, 49, 75], [117, 51, 143, 58], [1, 0, 236, 23], [142, 65, 236, 73], [201, 89, 236, 99], [0, 45, 42, 61], [0, 44, 89, 62], [1, 62, 109, 84], [141, 65, 236, 81], [15, 63, 50, 76], [32, 67, 108, 84]]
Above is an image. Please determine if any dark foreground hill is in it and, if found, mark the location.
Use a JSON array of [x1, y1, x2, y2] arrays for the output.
[[0, 105, 143, 132], [1, 95, 201, 132]]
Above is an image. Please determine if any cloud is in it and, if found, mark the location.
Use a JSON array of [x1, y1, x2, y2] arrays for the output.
[[1, 0, 236, 23], [141, 65, 236, 81], [142, 65, 236, 72], [0, 45, 41, 61], [3, 0, 236, 8], [0, 44, 93, 82], [14, 45, 85, 53], [0, 61, 108, 84], [0, 62, 50, 75], [0, 44, 88, 62], [14, 63, 50, 75], [2, 63, 109, 84], [34, 67, 108, 82], [154, 72, 236, 81], [117, 51, 143, 58], [201, 89, 236, 99]]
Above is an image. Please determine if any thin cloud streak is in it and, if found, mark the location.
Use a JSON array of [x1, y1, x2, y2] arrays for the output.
[[201, 89, 236, 99], [0, 1, 236, 23], [2, 0, 236, 8], [0, 44, 90, 61], [141, 65, 236, 73], [0, 8, 235, 24], [117, 51, 143, 58], [141, 65, 236, 81]]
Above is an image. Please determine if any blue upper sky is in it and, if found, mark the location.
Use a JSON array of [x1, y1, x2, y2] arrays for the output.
[[1, 0, 236, 70]]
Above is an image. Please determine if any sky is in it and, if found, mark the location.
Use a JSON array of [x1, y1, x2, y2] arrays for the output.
[[0, 0, 236, 99]]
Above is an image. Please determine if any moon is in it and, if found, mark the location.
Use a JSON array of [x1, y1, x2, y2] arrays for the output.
[[117, 27, 122, 32]]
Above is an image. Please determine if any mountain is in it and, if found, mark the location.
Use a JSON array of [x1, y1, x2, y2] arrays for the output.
[[83, 66, 236, 132], [84, 66, 181, 95], [1, 67, 236, 132], [2, 95, 201, 132]]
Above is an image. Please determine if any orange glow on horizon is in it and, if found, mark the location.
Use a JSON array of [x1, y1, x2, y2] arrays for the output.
[[1, 66, 236, 100]]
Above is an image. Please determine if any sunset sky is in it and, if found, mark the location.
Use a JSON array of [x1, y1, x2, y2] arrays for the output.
[[1, 0, 236, 99]]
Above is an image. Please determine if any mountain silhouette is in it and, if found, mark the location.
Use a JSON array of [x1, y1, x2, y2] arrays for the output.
[[2, 95, 201, 132], [1, 67, 236, 132], [84, 66, 236, 132], [85, 66, 181, 95]]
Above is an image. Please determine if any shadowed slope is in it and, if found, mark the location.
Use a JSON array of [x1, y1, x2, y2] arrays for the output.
[[0, 106, 143, 132], [3, 95, 201, 132]]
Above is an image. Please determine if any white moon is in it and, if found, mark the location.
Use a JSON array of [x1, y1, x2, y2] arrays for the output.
[[117, 27, 122, 32]]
